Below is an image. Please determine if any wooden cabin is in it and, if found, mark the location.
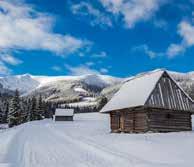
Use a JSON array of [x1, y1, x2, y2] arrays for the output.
[[54, 108, 74, 121], [100, 70, 194, 133]]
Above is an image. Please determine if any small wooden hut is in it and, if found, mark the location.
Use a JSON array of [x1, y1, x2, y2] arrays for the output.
[[54, 108, 74, 121], [100, 70, 194, 133]]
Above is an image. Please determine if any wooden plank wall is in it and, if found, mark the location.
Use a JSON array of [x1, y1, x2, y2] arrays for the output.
[[110, 108, 148, 133], [146, 72, 193, 111], [55, 116, 73, 121], [110, 112, 120, 132], [110, 107, 192, 133], [147, 108, 192, 132], [132, 111, 148, 133]]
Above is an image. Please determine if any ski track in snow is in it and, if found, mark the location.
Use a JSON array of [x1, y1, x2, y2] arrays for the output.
[[0, 113, 194, 167], [48, 125, 171, 167]]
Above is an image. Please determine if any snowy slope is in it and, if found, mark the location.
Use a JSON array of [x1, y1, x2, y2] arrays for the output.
[[63, 97, 98, 107], [0, 70, 194, 105], [169, 71, 194, 81], [0, 113, 194, 167], [1, 70, 194, 96], [0, 74, 39, 94], [0, 74, 122, 95]]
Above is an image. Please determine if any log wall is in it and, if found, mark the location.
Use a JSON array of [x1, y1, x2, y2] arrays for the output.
[[110, 107, 192, 133], [110, 112, 120, 132], [110, 107, 148, 133], [55, 116, 73, 121], [147, 108, 192, 132]]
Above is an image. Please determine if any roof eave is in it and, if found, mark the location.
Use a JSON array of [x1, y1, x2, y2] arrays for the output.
[[100, 105, 144, 113]]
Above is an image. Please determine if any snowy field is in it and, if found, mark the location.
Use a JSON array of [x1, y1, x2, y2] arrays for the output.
[[0, 113, 194, 167]]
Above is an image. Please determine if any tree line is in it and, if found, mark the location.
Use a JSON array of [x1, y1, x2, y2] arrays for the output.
[[0, 90, 55, 128], [61, 95, 108, 113], [0, 90, 108, 128]]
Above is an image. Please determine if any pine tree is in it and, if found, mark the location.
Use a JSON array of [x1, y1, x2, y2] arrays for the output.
[[98, 95, 108, 111], [20, 98, 28, 123], [30, 96, 37, 121], [4, 100, 9, 123], [47, 102, 54, 118], [0, 95, 11, 124], [8, 90, 21, 127], [26, 98, 32, 121], [35, 95, 44, 120], [0, 109, 2, 123]]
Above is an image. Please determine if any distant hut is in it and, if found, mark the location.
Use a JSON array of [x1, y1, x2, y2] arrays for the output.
[[100, 70, 194, 133], [54, 108, 74, 121]]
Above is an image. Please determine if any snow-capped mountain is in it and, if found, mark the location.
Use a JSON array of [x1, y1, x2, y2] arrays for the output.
[[0, 70, 194, 106], [0, 74, 122, 105], [0, 74, 40, 94], [0, 74, 122, 95]]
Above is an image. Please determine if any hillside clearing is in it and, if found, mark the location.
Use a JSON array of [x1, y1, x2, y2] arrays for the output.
[[0, 113, 194, 167]]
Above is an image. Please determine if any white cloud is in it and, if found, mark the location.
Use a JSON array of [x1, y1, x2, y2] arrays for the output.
[[0, 62, 11, 75], [100, 68, 108, 73], [99, 0, 123, 14], [166, 21, 194, 58], [86, 62, 95, 67], [71, 2, 112, 28], [65, 65, 100, 76], [92, 51, 107, 58], [153, 19, 168, 29], [166, 43, 185, 58], [0, 54, 22, 65], [100, 0, 163, 28], [133, 44, 162, 58], [178, 21, 194, 46], [0, 53, 22, 75], [51, 66, 62, 72], [0, 1, 89, 55], [72, 0, 164, 29]]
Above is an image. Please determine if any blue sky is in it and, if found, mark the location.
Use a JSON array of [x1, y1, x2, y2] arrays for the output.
[[0, 0, 194, 77]]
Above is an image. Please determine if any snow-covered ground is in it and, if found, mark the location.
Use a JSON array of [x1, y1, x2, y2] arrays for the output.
[[67, 101, 98, 107], [74, 87, 88, 93], [0, 113, 194, 167], [66, 97, 98, 107]]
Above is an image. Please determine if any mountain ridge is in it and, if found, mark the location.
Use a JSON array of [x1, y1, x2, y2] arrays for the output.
[[0, 70, 194, 107], [0, 73, 123, 95]]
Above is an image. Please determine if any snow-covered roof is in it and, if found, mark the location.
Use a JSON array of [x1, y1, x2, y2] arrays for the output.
[[100, 70, 165, 113], [55, 108, 74, 116]]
